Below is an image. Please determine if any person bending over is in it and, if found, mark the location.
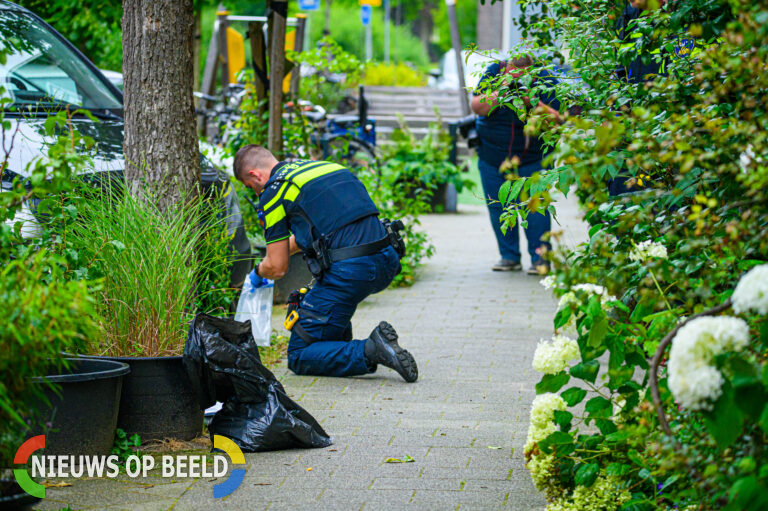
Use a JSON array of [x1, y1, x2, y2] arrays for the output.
[[233, 145, 418, 383]]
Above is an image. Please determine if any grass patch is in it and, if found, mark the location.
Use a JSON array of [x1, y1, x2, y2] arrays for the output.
[[457, 156, 485, 206], [259, 329, 290, 369]]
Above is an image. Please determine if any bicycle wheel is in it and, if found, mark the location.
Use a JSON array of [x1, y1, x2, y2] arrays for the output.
[[324, 134, 380, 179]]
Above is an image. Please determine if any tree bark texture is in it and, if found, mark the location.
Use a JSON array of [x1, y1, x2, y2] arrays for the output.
[[122, 0, 200, 210]]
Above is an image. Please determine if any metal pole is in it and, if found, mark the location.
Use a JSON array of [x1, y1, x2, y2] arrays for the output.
[[384, 0, 390, 64], [446, 0, 470, 116], [216, 7, 230, 97], [365, 22, 372, 61], [290, 15, 307, 97], [268, 0, 287, 156]]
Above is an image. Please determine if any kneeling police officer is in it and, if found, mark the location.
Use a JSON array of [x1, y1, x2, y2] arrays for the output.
[[233, 145, 418, 383]]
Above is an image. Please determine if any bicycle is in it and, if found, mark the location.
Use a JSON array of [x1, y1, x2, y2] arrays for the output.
[[285, 86, 379, 177], [195, 84, 246, 146]]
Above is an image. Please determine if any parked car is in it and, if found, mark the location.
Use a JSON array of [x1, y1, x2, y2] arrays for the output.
[[99, 69, 123, 91], [428, 49, 505, 92], [0, 0, 251, 287]]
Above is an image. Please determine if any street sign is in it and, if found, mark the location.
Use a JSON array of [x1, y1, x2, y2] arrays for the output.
[[360, 4, 372, 26], [359, 0, 382, 6], [298, 0, 320, 11]]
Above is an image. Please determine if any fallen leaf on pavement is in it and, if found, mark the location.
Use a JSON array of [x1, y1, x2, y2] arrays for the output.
[[43, 481, 72, 488], [487, 446, 502, 450], [385, 455, 415, 463], [306, 467, 313, 471]]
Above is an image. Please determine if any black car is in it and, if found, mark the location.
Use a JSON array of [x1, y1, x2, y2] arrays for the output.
[[0, 1, 251, 286]]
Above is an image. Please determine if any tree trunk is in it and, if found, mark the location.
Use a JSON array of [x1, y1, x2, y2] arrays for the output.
[[122, 0, 200, 210], [193, 10, 202, 93]]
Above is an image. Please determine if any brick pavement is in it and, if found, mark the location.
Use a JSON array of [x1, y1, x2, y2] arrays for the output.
[[37, 197, 586, 511]]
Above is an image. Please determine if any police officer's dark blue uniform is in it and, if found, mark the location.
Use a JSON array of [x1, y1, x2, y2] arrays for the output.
[[257, 159, 416, 380]]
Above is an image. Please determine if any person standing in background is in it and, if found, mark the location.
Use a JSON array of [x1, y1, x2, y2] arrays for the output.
[[471, 55, 561, 275]]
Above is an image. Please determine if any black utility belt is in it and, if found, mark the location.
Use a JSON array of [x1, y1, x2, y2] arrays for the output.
[[303, 218, 406, 279]]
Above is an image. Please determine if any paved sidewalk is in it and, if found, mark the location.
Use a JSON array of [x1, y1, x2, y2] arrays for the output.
[[38, 196, 586, 511]]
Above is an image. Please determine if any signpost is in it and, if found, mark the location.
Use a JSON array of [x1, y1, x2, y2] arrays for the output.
[[298, 0, 320, 11], [360, 4, 372, 61], [446, 0, 470, 115]]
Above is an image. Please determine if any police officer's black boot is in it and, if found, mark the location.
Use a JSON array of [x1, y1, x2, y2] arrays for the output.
[[364, 322, 418, 383]]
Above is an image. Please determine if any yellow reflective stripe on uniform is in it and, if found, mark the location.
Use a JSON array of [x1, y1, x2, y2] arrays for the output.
[[282, 163, 344, 203], [261, 161, 327, 212], [263, 162, 344, 213], [265, 204, 285, 229], [292, 163, 344, 186]]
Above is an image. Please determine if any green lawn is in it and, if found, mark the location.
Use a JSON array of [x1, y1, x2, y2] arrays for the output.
[[458, 155, 486, 206]]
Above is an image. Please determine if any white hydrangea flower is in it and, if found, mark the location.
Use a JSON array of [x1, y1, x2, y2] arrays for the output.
[[732, 264, 768, 315], [525, 393, 567, 454], [527, 452, 557, 495], [532, 335, 580, 374], [668, 316, 750, 410], [629, 240, 668, 262], [540, 275, 557, 290], [546, 475, 631, 511]]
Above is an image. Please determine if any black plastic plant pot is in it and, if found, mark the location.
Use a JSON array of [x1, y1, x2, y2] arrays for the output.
[[32, 357, 129, 457], [274, 252, 314, 304], [0, 479, 40, 510], [94, 356, 204, 442]]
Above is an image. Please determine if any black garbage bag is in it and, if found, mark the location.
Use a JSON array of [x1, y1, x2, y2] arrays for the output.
[[184, 314, 333, 452]]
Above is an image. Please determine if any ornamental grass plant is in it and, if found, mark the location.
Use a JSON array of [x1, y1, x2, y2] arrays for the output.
[[65, 184, 229, 357]]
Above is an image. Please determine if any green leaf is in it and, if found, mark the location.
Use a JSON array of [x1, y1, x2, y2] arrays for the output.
[[585, 396, 612, 416], [63, 204, 78, 220], [596, 419, 618, 435], [570, 360, 600, 383], [109, 240, 126, 251], [574, 462, 600, 487], [627, 449, 646, 467], [537, 431, 573, 455], [553, 410, 573, 430], [605, 431, 631, 443], [536, 371, 570, 394], [588, 314, 609, 348], [554, 307, 572, 330], [498, 180, 511, 205], [606, 462, 631, 476], [509, 179, 525, 203], [561, 387, 587, 406], [704, 382, 744, 450], [44, 115, 56, 136]]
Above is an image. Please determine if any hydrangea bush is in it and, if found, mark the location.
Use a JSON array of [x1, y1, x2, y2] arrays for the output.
[[478, 0, 768, 508]]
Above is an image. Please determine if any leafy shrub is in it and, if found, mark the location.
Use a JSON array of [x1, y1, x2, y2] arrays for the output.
[[381, 115, 474, 201], [1, 104, 98, 468], [0, 253, 96, 468], [288, 37, 364, 112], [363, 62, 427, 87], [357, 169, 434, 288], [484, 1, 768, 509]]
